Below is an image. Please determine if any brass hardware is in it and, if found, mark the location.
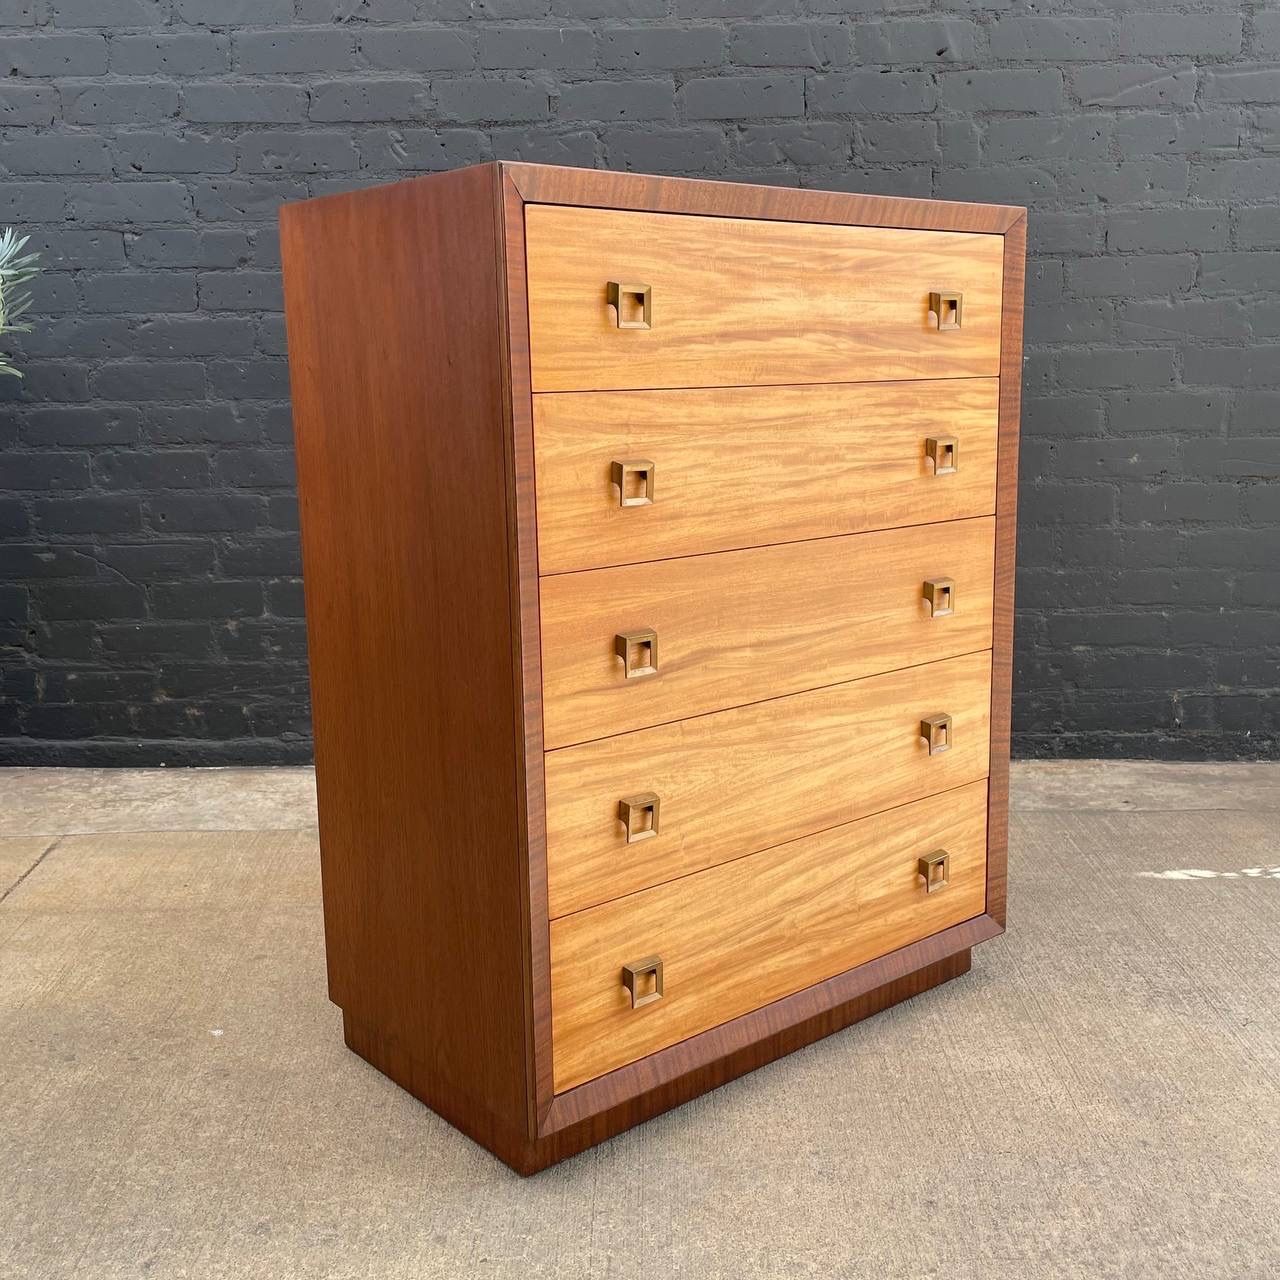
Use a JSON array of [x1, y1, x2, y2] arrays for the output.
[[611, 458, 655, 508], [614, 628, 658, 679], [918, 850, 950, 894], [929, 290, 963, 331], [926, 435, 959, 475], [923, 577, 955, 618], [618, 792, 660, 843], [607, 281, 652, 330], [621, 956, 663, 1008], [920, 713, 952, 755]]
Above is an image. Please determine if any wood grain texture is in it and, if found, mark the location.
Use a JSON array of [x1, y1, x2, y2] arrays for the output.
[[533, 379, 1000, 575], [507, 162, 1024, 235], [280, 166, 532, 1144], [551, 780, 988, 1090], [546, 649, 992, 918], [541, 516, 995, 749], [525, 206, 1005, 392], [985, 213, 1026, 930]]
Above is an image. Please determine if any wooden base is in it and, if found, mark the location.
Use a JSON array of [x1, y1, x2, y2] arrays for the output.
[[342, 946, 973, 1176]]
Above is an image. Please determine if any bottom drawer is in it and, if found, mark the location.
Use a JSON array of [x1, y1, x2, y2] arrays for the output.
[[550, 778, 988, 1092]]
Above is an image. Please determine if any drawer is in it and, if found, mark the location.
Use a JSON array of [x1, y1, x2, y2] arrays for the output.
[[525, 205, 1004, 392], [534, 379, 1000, 575], [551, 779, 989, 1091], [540, 516, 995, 750], [546, 649, 992, 918]]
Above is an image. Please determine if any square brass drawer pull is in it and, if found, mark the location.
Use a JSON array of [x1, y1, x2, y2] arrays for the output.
[[618, 792, 660, 843], [918, 850, 949, 894], [920, 713, 952, 755], [929, 290, 963, 331], [611, 458, 655, 508], [621, 956, 663, 1008], [923, 577, 955, 618], [925, 435, 958, 475], [607, 281, 652, 330], [614, 628, 658, 679]]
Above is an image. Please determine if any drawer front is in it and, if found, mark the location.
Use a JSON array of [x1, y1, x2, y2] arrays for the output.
[[540, 516, 995, 750], [534, 379, 1000, 575], [525, 206, 1004, 392], [551, 779, 988, 1091], [546, 649, 991, 918]]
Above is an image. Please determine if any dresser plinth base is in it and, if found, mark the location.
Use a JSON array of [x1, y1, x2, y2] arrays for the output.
[[342, 947, 971, 1176]]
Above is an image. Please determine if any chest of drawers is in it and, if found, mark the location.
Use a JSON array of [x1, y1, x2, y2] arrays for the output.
[[280, 162, 1025, 1174]]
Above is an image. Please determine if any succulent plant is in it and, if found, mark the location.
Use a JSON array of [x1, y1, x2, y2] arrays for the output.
[[0, 227, 40, 379]]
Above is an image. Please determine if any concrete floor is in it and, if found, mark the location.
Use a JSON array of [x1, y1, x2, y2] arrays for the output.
[[1, 762, 1278, 1279]]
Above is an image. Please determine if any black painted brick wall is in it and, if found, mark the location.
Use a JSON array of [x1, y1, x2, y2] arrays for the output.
[[1, 2, 1278, 764]]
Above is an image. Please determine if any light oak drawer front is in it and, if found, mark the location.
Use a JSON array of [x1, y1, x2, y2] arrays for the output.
[[551, 779, 988, 1091], [540, 516, 995, 750], [534, 379, 1000, 575], [525, 205, 1004, 392], [546, 649, 991, 918]]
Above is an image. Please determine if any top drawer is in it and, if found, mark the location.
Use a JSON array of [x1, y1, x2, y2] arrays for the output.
[[525, 206, 1005, 392]]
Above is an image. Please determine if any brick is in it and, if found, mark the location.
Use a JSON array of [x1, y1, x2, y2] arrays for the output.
[[558, 78, 674, 121], [857, 19, 981, 64], [184, 83, 308, 124], [480, 27, 593, 68], [940, 69, 1064, 112], [1107, 208, 1229, 253], [435, 77, 552, 122], [679, 75, 804, 119], [1114, 110, 1245, 156], [599, 26, 725, 70], [95, 451, 210, 491], [1117, 299, 1250, 342], [1119, 14, 1241, 57], [0, 136, 112, 175], [0, 182, 67, 221], [69, 181, 191, 224], [153, 580, 262, 619], [1193, 159, 1280, 199], [1072, 64, 1197, 109], [126, 230, 250, 270], [1058, 348, 1177, 390], [0, 32, 107, 75], [985, 117, 1111, 164], [1182, 437, 1280, 478], [63, 83, 179, 125], [359, 127, 489, 171], [100, 622, 214, 658], [81, 272, 197, 314], [1199, 252, 1280, 292], [1235, 207, 1280, 250], [176, 0, 291, 18], [309, 79, 431, 122], [1067, 254, 1197, 298], [238, 131, 359, 173], [1184, 346, 1280, 388], [207, 359, 290, 400], [1202, 67, 1280, 104], [94, 361, 206, 402], [740, 121, 851, 166], [605, 126, 728, 171], [233, 29, 355, 74], [0, 451, 90, 490], [199, 272, 283, 311], [19, 405, 140, 446], [135, 317, 256, 358], [36, 580, 146, 621], [732, 23, 849, 67], [192, 179, 308, 221], [111, 33, 229, 74], [149, 494, 261, 533], [987, 17, 1110, 61], [807, 71, 936, 114], [0, 545, 96, 579], [358, 28, 475, 71], [45, 0, 164, 22], [35, 496, 141, 534], [0, 83, 57, 125], [1024, 483, 1116, 524], [116, 133, 236, 175]]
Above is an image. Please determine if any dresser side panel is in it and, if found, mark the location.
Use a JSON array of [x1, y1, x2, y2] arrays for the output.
[[279, 165, 532, 1137], [987, 213, 1027, 928]]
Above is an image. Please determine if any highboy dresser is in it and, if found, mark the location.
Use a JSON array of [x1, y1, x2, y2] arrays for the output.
[[280, 163, 1025, 1174]]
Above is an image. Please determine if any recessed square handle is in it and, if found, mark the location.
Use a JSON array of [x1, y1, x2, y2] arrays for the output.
[[618, 792, 660, 843], [920, 713, 952, 755], [923, 577, 955, 618], [918, 850, 950, 894], [926, 435, 959, 475], [621, 955, 663, 1008], [614, 628, 658, 679], [929, 290, 963, 331], [611, 458, 655, 508], [607, 281, 652, 330]]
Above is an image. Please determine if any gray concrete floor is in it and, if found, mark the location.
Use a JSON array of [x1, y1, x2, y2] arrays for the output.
[[1, 762, 1278, 1279]]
